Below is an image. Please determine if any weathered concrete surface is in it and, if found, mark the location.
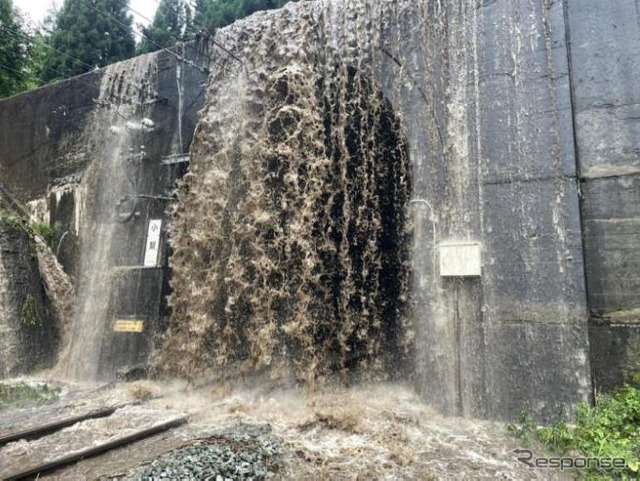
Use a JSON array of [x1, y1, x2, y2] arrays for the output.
[[0, 72, 103, 279], [85, 50, 207, 381], [0, 221, 58, 377], [566, 0, 640, 389], [0, 72, 103, 201], [590, 323, 640, 391], [392, 0, 591, 421], [63, 48, 207, 381]]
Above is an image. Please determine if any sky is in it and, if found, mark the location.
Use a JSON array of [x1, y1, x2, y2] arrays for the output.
[[14, 0, 158, 28]]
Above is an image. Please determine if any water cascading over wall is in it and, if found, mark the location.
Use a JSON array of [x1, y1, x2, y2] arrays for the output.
[[163, 20, 413, 382], [62, 56, 160, 380], [162, 0, 592, 421], [0, 38, 207, 382]]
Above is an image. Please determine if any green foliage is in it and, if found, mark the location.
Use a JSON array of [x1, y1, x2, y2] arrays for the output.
[[33, 221, 56, 249], [0, 0, 32, 98], [23, 30, 51, 91], [506, 409, 537, 448], [0, 382, 60, 412], [138, 0, 192, 54], [508, 382, 640, 479], [536, 408, 574, 455], [572, 384, 640, 476], [20, 293, 40, 326], [0, 209, 30, 235], [0, 209, 57, 250], [40, 0, 135, 83], [193, 0, 298, 33]]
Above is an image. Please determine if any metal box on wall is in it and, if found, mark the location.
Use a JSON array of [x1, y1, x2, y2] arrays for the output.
[[438, 242, 482, 278]]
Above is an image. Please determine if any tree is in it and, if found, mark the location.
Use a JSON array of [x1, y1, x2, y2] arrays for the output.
[[41, 0, 135, 83], [25, 9, 57, 90], [0, 0, 31, 98], [138, 0, 192, 54], [193, 0, 295, 33]]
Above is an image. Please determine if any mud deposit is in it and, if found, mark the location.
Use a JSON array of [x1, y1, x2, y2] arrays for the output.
[[0, 380, 565, 480]]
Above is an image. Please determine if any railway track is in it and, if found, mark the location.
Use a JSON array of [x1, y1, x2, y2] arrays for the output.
[[0, 406, 188, 481], [0, 406, 119, 448]]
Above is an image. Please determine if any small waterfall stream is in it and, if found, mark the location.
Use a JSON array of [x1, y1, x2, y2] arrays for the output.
[[62, 55, 159, 380]]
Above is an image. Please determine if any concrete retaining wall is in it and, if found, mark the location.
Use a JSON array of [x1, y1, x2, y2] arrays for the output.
[[567, 0, 640, 389]]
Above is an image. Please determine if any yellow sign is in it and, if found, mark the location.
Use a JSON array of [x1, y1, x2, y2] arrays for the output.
[[113, 320, 145, 333]]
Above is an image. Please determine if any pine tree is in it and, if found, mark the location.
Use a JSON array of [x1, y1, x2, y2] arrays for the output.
[[41, 0, 135, 83], [138, 0, 192, 54], [0, 0, 31, 98]]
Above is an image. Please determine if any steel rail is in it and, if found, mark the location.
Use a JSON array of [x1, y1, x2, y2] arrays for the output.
[[3, 416, 188, 481], [0, 406, 118, 447]]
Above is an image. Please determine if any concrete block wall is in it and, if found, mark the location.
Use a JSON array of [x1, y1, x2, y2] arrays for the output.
[[382, 0, 591, 422], [566, 0, 640, 390]]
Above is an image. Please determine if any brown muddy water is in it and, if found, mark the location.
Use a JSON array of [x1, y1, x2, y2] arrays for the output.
[[0, 378, 567, 480]]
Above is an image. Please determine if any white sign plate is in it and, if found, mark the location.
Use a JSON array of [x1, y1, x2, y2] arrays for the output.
[[143, 219, 162, 267]]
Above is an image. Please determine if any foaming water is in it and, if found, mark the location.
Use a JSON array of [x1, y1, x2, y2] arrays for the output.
[[0, 377, 557, 479], [136, 380, 552, 480], [162, 0, 412, 383]]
